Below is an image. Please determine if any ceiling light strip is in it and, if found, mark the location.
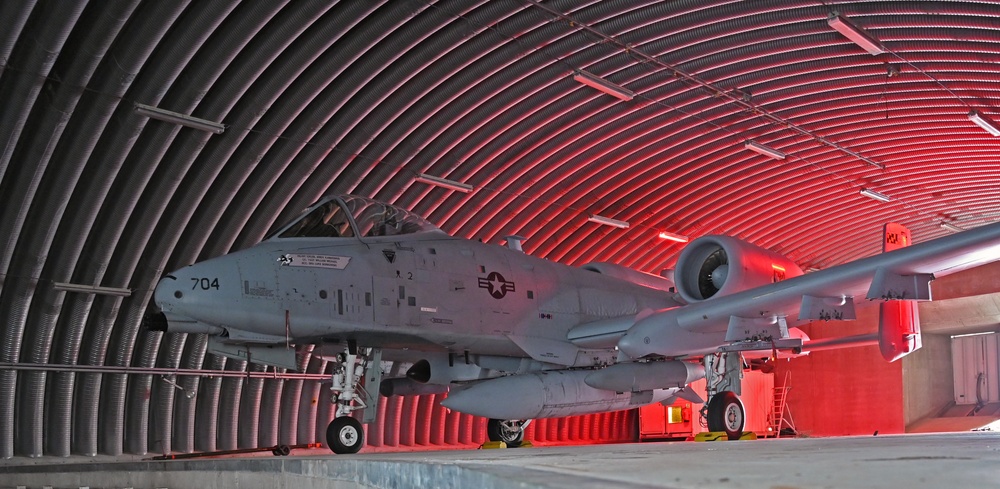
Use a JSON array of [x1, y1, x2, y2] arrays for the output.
[[827, 14, 884, 55], [588, 214, 630, 229], [572, 70, 634, 101], [134, 103, 225, 134], [940, 222, 965, 233], [744, 141, 786, 160], [658, 231, 689, 243], [52, 282, 132, 297], [859, 188, 891, 203], [968, 111, 1000, 136], [414, 173, 474, 193]]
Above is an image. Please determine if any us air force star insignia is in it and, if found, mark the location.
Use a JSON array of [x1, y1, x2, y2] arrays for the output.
[[477, 271, 515, 299], [382, 249, 396, 263]]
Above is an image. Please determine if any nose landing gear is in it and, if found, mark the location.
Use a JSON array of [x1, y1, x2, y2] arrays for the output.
[[326, 345, 382, 454]]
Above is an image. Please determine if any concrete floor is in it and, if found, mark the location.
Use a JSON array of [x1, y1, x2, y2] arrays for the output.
[[2, 432, 999, 488]]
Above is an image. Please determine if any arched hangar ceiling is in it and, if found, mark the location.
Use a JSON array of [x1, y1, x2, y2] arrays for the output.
[[1, 0, 998, 458]]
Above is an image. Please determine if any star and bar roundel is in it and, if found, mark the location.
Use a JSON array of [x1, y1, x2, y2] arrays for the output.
[[478, 271, 515, 299]]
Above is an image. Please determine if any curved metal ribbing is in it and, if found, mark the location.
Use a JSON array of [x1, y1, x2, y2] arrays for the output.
[[216, 359, 246, 451], [1, 0, 999, 459], [277, 346, 314, 446], [297, 356, 327, 444], [0, 3, 86, 460], [171, 334, 206, 453], [194, 354, 226, 452], [257, 375, 286, 447], [16, 0, 144, 458], [238, 364, 266, 449]]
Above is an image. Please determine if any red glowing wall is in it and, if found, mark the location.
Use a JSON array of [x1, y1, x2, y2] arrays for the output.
[[775, 302, 905, 436]]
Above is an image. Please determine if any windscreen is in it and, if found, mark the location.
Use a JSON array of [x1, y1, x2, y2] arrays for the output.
[[269, 195, 441, 240], [277, 200, 355, 238], [340, 195, 439, 237]]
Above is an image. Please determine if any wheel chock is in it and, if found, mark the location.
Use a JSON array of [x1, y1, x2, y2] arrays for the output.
[[479, 441, 507, 449], [694, 431, 758, 442], [518, 441, 533, 448]]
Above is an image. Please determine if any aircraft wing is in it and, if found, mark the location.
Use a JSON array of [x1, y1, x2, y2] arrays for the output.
[[619, 221, 1000, 358]]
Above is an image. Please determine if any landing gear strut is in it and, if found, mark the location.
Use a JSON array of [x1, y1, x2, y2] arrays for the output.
[[487, 419, 528, 447], [702, 352, 746, 440], [326, 345, 382, 454]]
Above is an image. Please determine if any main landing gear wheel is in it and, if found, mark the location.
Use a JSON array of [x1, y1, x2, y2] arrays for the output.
[[707, 390, 745, 440], [327, 416, 364, 454], [487, 419, 525, 447]]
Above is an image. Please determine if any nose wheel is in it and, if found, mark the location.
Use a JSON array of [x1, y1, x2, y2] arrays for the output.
[[327, 416, 364, 454]]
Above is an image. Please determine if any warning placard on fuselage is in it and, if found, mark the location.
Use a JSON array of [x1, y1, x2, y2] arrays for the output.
[[278, 253, 351, 269]]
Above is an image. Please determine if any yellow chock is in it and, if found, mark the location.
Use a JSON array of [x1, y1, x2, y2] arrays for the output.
[[518, 441, 534, 448], [694, 431, 757, 442], [479, 441, 507, 449]]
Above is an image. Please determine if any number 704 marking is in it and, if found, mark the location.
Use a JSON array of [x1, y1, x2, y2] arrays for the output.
[[191, 278, 220, 290]]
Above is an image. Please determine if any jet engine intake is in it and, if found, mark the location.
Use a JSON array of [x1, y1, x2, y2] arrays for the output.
[[674, 236, 802, 303]]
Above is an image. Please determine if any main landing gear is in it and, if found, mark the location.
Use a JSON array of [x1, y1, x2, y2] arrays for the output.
[[326, 344, 382, 454], [703, 352, 746, 440], [486, 419, 529, 447]]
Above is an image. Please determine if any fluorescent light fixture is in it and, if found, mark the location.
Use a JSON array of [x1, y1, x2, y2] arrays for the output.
[[828, 14, 884, 55], [951, 331, 997, 339], [859, 188, 891, 202], [744, 141, 786, 160], [134, 103, 226, 134], [588, 214, 630, 229], [940, 222, 965, 233], [572, 70, 634, 101], [658, 231, 689, 243], [968, 110, 1000, 136], [52, 282, 132, 297], [414, 173, 474, 193]]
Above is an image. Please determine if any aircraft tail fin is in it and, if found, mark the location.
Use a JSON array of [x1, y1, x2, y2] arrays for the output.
[[878, 223, 923, 362]]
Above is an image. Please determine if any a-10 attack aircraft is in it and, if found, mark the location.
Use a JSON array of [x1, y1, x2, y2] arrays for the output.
[[150, 194, 1000, 454]]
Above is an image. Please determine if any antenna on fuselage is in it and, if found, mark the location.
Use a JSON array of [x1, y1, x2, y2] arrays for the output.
[[504, 235, 526, 252]]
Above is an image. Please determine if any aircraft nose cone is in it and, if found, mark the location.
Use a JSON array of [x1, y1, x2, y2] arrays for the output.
[[153, 274, 180, 312]]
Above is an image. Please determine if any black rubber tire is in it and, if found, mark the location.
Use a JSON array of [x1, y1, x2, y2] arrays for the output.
[[486, 419, 524, 447], [327, 416, 364, 454], [707, 391, 745, 440], [276, 444, 291, 456]]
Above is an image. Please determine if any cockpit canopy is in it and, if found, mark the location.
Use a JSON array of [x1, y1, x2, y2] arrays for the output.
[[270, 195, 443, 240]]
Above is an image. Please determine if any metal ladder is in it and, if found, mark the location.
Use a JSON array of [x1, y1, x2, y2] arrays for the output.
[[769, 371, 795, 436]]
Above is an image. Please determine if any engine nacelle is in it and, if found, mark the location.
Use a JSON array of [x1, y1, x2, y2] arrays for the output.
[[674, 235, 803, 303], [580, 262, 675, 292]]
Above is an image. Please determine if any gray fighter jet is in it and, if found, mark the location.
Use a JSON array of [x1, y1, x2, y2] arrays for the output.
[[150, 195, 1000, 453]]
